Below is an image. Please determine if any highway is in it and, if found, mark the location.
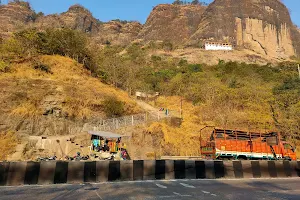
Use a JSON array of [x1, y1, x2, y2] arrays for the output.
[[0, 178, 300, 200]]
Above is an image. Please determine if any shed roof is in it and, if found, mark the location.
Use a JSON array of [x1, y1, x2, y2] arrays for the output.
[[88, 131, 127, 139]]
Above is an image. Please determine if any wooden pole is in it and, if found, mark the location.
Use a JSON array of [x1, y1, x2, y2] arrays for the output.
[[298, 64, 300, 80], [180, 96, 183, 119]]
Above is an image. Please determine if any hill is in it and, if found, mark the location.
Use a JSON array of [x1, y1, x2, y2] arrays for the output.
[[1, 0, 300, 61], [0, 3, 142, 46], [0, 55, 140, 136]]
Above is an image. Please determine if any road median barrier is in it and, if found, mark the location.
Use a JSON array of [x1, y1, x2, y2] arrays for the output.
[[0, 160, 299, 186]]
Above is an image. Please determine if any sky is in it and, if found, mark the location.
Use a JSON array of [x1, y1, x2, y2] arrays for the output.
[[2, 0, 300, 26]]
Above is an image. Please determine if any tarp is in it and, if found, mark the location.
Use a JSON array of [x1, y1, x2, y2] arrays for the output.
[[88, 131, 127, 139]]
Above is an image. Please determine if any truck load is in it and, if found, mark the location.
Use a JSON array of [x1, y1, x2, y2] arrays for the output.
[[200, 128, 296, 160]]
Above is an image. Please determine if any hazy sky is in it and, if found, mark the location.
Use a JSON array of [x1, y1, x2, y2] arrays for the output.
[[2, 0, 300, 26]]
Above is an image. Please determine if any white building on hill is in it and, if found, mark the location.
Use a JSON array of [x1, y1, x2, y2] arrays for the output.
[[205, 42, 233, 51]]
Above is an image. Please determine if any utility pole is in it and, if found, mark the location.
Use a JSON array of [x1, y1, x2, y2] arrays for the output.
[[298, 64, 300, 80], [180, 96, 183, 119]]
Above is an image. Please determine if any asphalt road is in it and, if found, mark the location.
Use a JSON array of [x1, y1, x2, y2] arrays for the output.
[[0, 179, 300, 200]]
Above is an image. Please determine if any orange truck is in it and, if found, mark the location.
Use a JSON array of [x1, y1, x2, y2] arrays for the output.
[[200, 128, 297, 161]]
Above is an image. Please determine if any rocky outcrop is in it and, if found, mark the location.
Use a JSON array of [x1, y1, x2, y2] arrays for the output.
[[0, 2, 35, 38], [190, 0, 298, 58], [138, 4, 206, 45], [1, 1, 300, 58], [95, 21, 142, 45], [59, 5, 100, 34], [34, 5, 142, 45], [0, 3, 141, 45]]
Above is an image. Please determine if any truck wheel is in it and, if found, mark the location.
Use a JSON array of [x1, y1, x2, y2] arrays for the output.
[[284, 156, 291, 161], [237, 156, 248, 160]]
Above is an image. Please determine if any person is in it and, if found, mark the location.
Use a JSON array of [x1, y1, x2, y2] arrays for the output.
[[121, 149, 127, 160], [93, 139, 98, 150]]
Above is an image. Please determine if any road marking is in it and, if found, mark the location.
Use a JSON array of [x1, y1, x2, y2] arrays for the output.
[[173, 192, 192, 197], [158, 195, 176, 198], [180, 183, 195, 188], [95, 191, 103, 200], [202, 190, 210, 194], [211, 194, 217, 196], [156, 184, 167, 189]]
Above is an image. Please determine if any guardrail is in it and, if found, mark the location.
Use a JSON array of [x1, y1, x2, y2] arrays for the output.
[[0, 160, 299, 186]]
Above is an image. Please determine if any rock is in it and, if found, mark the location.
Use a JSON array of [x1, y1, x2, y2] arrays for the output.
[[0, 2, 35, 38], [139, 4, 206, 45], [190, 0, 300, 58], [95, 20, 143, 45]]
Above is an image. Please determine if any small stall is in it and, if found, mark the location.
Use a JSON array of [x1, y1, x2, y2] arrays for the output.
[[88, 131, 129, 160]]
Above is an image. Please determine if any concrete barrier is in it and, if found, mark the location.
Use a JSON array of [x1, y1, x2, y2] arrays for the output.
[[0, 160, 299, 186]]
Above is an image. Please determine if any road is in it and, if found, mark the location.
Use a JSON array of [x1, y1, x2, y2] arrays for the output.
[[0, 179, 300, 200]]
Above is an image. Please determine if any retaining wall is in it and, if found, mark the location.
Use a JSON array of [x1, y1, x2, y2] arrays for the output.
[[0, 160, 299, 186]]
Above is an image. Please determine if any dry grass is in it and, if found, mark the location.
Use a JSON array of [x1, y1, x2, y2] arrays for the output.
[[0, 131, 18, 160], [1, 55, 141, 119], [146, 95, 282, 157], [146, 96, 205, 156]]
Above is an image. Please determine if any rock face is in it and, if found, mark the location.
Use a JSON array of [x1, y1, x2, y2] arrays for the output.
[[59, 5, 100, 34], [96, 21, 143, 45], [0, 2, 35, 38], [190, 0, 299, 58], [0, 3, 141, 45], [138, 4, 206, 44], [1, 1, 300, 57]]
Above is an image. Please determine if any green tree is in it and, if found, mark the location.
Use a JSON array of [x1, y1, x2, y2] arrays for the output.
[[103, 96, 125, 117]]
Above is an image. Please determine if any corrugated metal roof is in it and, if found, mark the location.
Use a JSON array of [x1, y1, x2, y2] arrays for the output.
[[88, 131, 126, 138]]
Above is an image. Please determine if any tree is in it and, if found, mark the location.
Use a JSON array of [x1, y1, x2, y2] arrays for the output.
[[191, 0, 200, 5], [102, 96, 125, 117], [173, 0, 183, 5]]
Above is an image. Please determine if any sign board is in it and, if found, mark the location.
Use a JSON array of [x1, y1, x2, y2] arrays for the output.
[[266, 136, 278, 145]]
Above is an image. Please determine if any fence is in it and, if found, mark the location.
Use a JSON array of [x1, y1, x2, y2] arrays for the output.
[[82, 113, 146, 132], [82, 110, 181, 132]]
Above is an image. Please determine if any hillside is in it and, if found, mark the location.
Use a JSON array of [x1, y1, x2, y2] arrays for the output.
[[0, 55, 140, 136]]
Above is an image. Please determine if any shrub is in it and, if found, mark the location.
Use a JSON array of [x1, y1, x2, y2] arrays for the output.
[[102, 96, 125, 117], [0, 60, 10, 72], [162, 40, 174, 52], [33, 64, 52, 74]]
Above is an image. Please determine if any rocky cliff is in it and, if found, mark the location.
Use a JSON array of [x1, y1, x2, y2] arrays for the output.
[[1, 1, 300, 58], [96, 20, 143, 45], [0, 3, 141, 45], [190, 0, 300, 58], [138, 4, 206, 45], [0, 2, 35, 38]]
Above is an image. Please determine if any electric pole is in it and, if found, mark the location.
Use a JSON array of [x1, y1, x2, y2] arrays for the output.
[[298, 64, 300, 80]]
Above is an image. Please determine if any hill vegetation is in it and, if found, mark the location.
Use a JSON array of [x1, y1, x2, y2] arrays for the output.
[[0, 1, 300, 159], [1, 27, 299, 135]]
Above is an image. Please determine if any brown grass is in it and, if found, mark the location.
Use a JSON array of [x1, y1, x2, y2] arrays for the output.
[[1, 55, 141, 119], [0, 131, 18, 160]]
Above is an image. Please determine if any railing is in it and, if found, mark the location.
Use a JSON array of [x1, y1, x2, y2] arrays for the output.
[[82, 110, 181, 132]]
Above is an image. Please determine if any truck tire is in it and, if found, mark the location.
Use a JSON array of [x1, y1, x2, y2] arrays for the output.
[[283, 156, 292, 161], [237, 156, 248, 160]]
